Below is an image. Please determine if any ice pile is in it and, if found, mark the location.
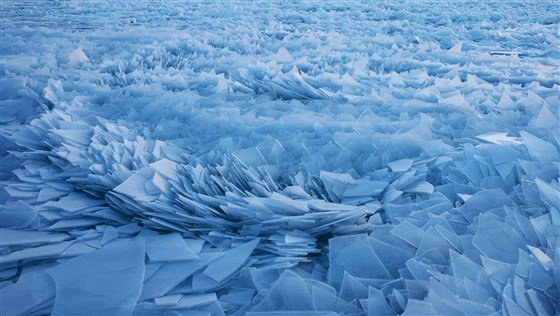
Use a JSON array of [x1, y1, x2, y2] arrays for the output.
[[1, 1, 559, 315]]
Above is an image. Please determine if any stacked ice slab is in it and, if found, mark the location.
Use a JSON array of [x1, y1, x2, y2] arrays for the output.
[[1, 1, 559, 315]]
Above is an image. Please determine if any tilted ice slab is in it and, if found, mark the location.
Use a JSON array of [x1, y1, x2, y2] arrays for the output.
[[1, 1, 559, 315]]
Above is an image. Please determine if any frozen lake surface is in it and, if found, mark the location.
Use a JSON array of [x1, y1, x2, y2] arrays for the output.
[[1, 1, 559, 315]]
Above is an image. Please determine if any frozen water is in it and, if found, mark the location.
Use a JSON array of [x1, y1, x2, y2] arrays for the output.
[[0, 1, 559, 315]]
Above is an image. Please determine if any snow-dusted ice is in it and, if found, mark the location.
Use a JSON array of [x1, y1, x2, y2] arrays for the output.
[[1, 1, 559, 315]]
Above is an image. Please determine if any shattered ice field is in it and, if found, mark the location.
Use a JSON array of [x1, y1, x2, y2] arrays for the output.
[[1, 1, 559, 315]]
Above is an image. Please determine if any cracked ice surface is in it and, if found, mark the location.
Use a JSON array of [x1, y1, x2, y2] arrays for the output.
[[1, 1, 559, 315]]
